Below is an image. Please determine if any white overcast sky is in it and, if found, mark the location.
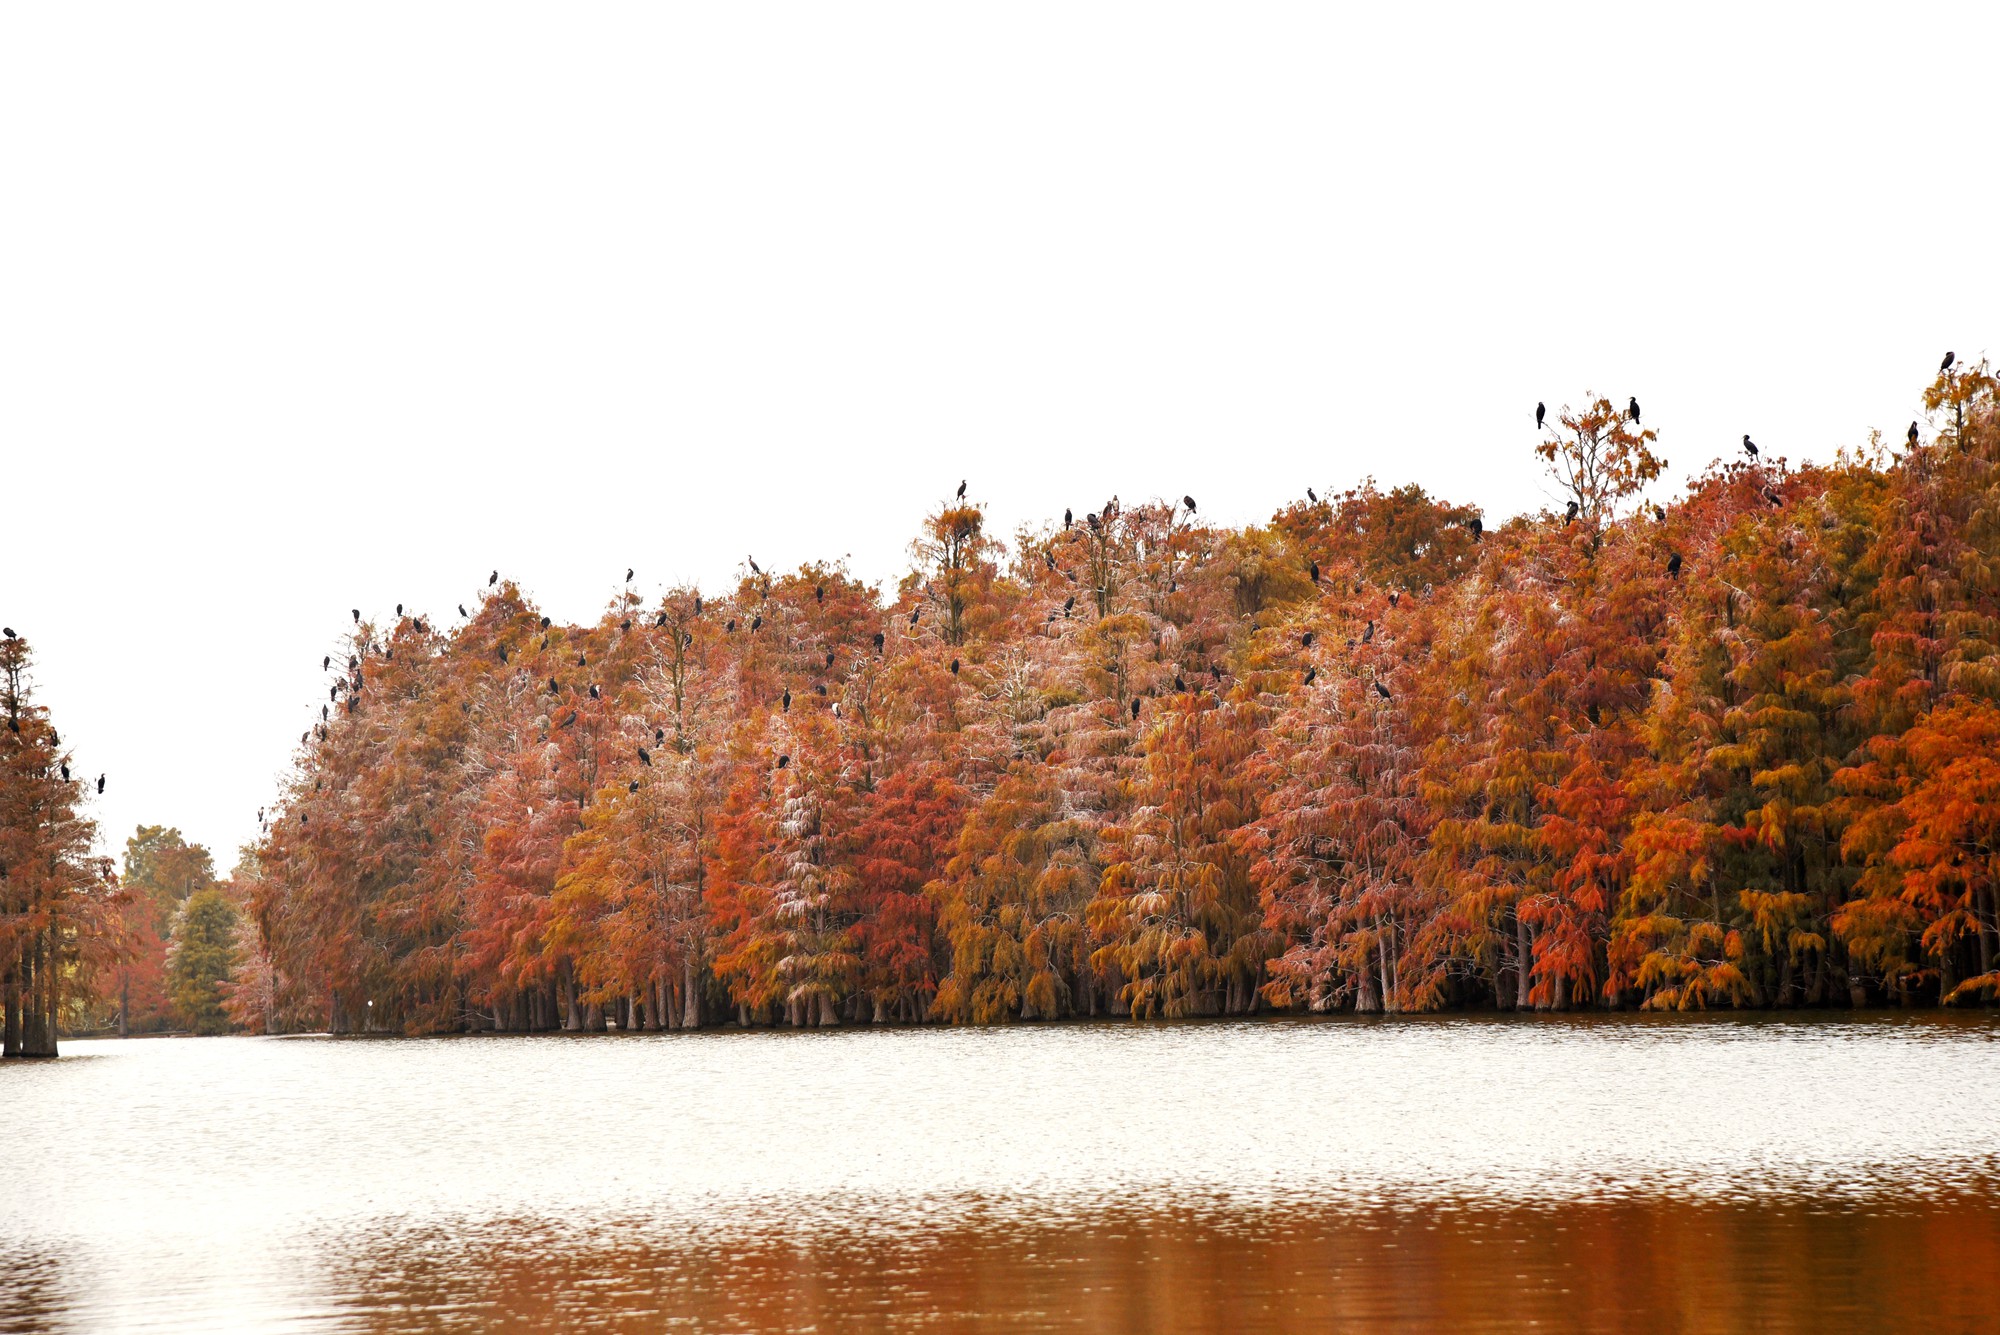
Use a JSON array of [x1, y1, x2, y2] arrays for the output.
[[3, 4, 1996, 870]]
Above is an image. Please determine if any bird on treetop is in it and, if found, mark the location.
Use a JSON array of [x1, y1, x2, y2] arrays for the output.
[[956, 479, 967, 499], [1183, 495, 1197, 513], [1743, 435, 1759, 458], [1909, 421, 1921, 445], [1942, 350, 1955, 374], [1628, 397, 1641, 424], [1307, 488, 1318, 503], [1375, 681, 1391, 701], [489, 570, 498, 586], [626, 568, 634, 582], [777, 754, 789, 769], [1063, 507, 1073, 528], [1667, 552, 1682, 578], [1535, 402, 1546, 430]]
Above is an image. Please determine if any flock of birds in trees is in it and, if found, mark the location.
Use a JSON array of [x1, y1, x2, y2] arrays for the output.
[[2, 626, 103, 795], [176, 345, 1962, 835]]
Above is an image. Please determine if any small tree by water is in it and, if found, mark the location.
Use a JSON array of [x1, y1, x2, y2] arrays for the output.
[[167, 887, 239, 1035]]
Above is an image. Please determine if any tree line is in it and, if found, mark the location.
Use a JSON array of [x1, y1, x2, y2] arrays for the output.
[[8, 361, 1998, 1049]]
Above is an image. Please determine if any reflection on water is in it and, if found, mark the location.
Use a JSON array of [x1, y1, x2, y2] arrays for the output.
[[4, 1014, 2000, 1332]]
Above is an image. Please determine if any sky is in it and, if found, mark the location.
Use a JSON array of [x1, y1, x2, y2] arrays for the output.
[[3, 3, 1996, 870]]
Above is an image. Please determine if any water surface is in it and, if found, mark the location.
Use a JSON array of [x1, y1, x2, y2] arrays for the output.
[[4, 1014, 1999, 1331]]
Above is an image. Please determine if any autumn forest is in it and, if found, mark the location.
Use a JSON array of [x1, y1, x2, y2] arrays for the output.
[[6, 362, 2000, 1050]]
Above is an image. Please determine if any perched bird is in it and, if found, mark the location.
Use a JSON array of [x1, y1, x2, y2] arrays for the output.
[[626, 567, 634, 582], [621, 620, 631, 632], [560, 710, 578, 729], [96, 774, 105, 794], [1044, 549, 1057, 571], [628, 780, 639, 794], [1628, 396, 1641, 424], [1307, 487, 1318, 503], [1565, 500, 1580, 522], [1909, 421, 1921, 446], [329, 685, 337, 702], [657, 612, 669, 628], [1363, 621, 1375, 644], [727, 619, 737, 633], [489, 570, 498, 586], [782, 690, 791, 712], [1064, 507, 1073, 529], [1183, 494, 1197, 513], [750, 615, 762, 632], [576, 654, 587, 667], [777, 754, 790, 770], [540, 616, 552, 630], [1310, 560, 1322, 583], [322, 705, 330, 720], [1942, 350, 1955, 374], [498, 645, 509, 664], [61, 763, 70, 782], [1743, 435, 1759, 458], [589, 684, 601, 700], [950, 659, 960, 675], [1210, 663, 1224, 682], [694, 595, 703, 615], [655, 727, 665, 744], [1374, 681, 1392, 701], [1536, 402, 1546, 430], [397, 603, 403, 616], [1765, 488, 1783, 507], [1653, 505, 1667, 523], [816, 584, 825, 604], [814, 683, 827, 696], [1063, 594, 1075, 614], [1086, 512, 1102, 533], [352, 609, 360, 623], [909, 608, 920, 626], [1174, 674, 1187, 692], [1667, 552, 1683, 578], [1301, 631, 1315, 648], [956, 479, 967, 499], [1389, 592, 1400, 608], [748, 556, 762, 575], [873, 631, 886, 652], [1130, 698, 1141, 719], [1303, 667, 1317, 686], [548, 677, 559, 694], [322, 655, 331, 671]]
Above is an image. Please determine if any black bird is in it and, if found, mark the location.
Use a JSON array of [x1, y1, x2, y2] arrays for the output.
[[489, 570, 498, 586], [321, 655, 330, 671], [329, 685, 337, 702], [956, 479, 967, 499], [1942, 351, 1955, 374], [97, 774, 104, 794], [1653, 505, 1667, 523], [628, 780, 639, 794], [782, 690, 791, 712], [825, 651, 835, 668], [1307, 488, 1318, 503], [352, 609, 360, 623], [777, 754, 790, 770], [1764, 488, 1783, 507], [560, 710, 578, 729], [1183, 495, 1197, 513], [748, 556, 762, 575], [816, 584, 825, 604], [1301, 631, 1315, 648], [499, 645, 509, 664], [589, 684, 601, 700], [1131, 698, 1141, 719], [1374, 681, 1391, 702], [1175, 674, 1187, 692], [950, 659, 960, 675], [540, 616, 552, 630], [1565, 500, 1579, 522], [1310, 560, 1322, 583], [1628, 396, 1641, 424], [1667, 552, 1682, 578], [656, 611, 669, 628], [1362, 621, 1375, 644], [1303, 667, 1317, 686], [541, 634, 549, 649], [814, 683, 826, 696], [397, 603, 403, 616], [621, 620, 631, 632], [1063, 507, 1073, 529], [909, 608, 919, 626], [548, 677, 559, 694], [61, 763, 70, 782], [873, 631, 886, 652], [1063, 595, 1075, 613], [1389, 591, 1400, 608], [727, 619, 737, 633], [1044, 549, 1057, 572], [349, 655, 357, 669], [694, 595, 703, 615], [1086, 512, 1101, 533], [2, 627, 13, 639], [1908, 421, 1921, 446], [1743, 435, 1758, 458], [1210, 663, 1224, 682], [1469, 516, 1483, 540], [626, 568, 634, 582], [655, 727, 665, 744], [322, 705, 329, 720], [1536, 401, 1546, 430], [576, 654, 587, 667], [750, 615, 762, 632]]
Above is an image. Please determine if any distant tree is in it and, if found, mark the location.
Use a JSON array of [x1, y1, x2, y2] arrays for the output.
[[167, 886, 240, 1035]]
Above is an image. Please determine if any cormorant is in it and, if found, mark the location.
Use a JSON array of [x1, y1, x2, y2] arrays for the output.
[[1628, 397, 1641, 424], [626, 568, 634, 582], [589, 684, 601, 699], [956, 480, 967, 499], [1183, 495, 1197, 513], [1536, 402, 1546, 429], [490, 570, 498, 586], [1909, 421, 1920, 445], [782, 690, 791, 712], [1942, 351, 1955, 374], [950, 659, 960, 675], [873, 631, 886, 652], [1374, 681, 1391, 701], [777, 754, 790, 769], [1301, 631, 1315, 648], [1667, 552, 1682, 578], [1131, 698, 1141, 719], [1303, 667, 1316, 686], [1743, 435, 1758, 458]]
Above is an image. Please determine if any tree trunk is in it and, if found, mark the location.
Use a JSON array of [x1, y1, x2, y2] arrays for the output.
[[1515, 917, 1534, 1010]]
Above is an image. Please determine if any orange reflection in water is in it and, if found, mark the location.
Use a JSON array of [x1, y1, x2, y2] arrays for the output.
[[322, 1193, 2000, 1334]]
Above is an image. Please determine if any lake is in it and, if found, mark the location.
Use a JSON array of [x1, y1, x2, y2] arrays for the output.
[[4, 1014, 1999, 1332]]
